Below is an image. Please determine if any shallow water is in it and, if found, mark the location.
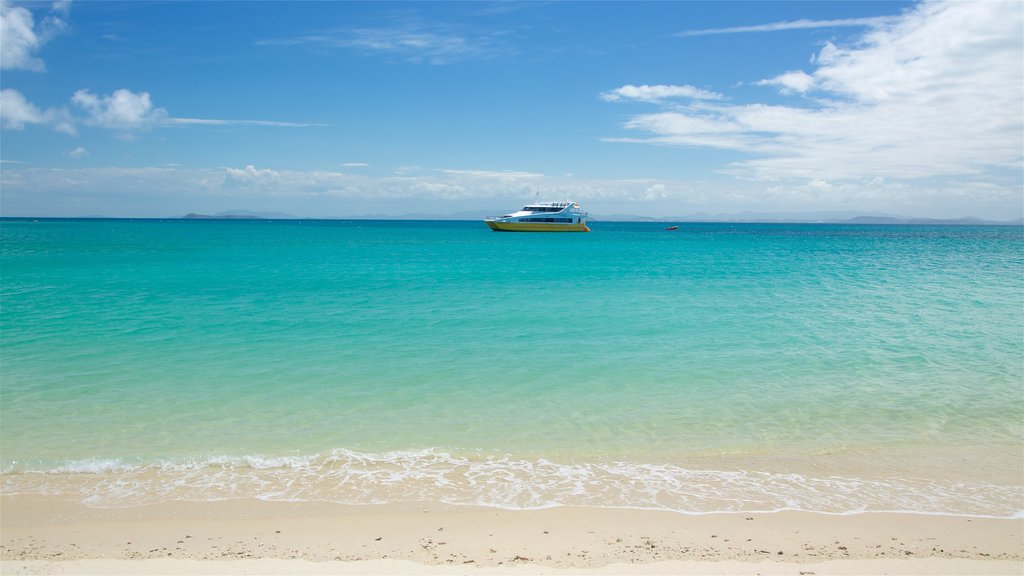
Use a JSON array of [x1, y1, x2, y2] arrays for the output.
[[2, 219, 1021, 513]]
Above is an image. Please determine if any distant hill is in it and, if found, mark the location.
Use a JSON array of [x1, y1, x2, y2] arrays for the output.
[[845, 216, 979, 225], [183, 213, 258, 220], [182, 210, 299, 220], [591, 211, 1023, 226]]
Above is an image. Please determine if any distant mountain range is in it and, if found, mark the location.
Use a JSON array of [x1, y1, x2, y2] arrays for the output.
[[589, 211, 1024, 226], [180, 209, 1023, 226]]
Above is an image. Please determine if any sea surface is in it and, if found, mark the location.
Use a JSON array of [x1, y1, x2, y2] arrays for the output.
[[2, 219, 1022, 515]]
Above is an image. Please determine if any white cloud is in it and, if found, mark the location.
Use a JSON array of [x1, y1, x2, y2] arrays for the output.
[[677, 16, 895, 37], [0, 0, 69, 71], [600, 84, 723, 103], [756, 70, 816, 94], [1, 88, 48, 128], [225, 165, 282, 186], [51, 1, 71, 16], [437, 169, 544, 180], [606, 0, 1024, 182], [71, 89, 169, 130], [172, 118, 327, 128], [347, 29, 474, 64], [67, 146, 87, 158], [259, 22, 508, 65], [2, 163, 1019, 219], [2, 88, 325, 135], [0, 88, 75, 134], [0, 1, 43, 70]]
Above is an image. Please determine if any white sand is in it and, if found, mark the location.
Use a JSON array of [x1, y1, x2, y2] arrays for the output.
[[2, 496, 1021, 575], [4, 557, 1024, 575]]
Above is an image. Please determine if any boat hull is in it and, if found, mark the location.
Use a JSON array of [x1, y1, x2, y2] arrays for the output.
[[485, 220, 590, 232]]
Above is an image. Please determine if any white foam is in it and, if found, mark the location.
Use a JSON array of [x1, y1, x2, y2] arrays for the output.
[[7, 458, 138, 475], [1, 448, 1020, 518]]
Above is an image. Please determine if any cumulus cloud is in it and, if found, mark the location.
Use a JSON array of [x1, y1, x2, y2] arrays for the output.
[[605, 0, 1024, 182], [71, 89, 169, 130], [0, 0, 69, 71], [600, 84, 723, 103], [755, 70, 816, 94], [225, 164, 282, 186], [67, 146, 87, 158], [0, 88, 75, 134], [1, 88, 48, 129]]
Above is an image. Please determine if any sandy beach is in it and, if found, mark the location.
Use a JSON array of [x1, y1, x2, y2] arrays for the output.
[[2, 495, 1021, 575]]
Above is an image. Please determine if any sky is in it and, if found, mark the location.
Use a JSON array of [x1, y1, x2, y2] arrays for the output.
[[1, 0, 1022, 219]]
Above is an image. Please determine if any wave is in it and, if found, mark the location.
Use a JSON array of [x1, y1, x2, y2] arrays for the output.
[[2, 448, 1021, 518]]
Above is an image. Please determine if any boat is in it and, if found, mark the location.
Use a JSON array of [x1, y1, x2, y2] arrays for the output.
[[485, 200, 590, 232], [664, 226, 679, 231]]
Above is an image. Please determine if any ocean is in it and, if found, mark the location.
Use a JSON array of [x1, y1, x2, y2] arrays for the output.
[[1, 219, 1021, 516]]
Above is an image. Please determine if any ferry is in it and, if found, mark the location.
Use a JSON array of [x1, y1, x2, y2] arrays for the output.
[[484, 200, 590, 232]]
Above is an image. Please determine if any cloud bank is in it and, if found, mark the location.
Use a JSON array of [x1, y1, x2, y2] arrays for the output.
[[3, 163, 1017, 219]]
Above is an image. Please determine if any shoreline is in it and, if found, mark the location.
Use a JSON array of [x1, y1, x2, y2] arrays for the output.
[[2, 496, 1021, 575], [3, 444, 1021, 518]]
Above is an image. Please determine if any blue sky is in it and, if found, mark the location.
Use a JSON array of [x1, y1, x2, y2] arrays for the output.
[[1, 0, 1021, 219]]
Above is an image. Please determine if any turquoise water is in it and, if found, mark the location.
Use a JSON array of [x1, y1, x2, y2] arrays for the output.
[[2, 219, 1022, 514]]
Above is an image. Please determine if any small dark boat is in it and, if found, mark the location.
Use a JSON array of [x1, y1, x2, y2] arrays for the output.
[[664, 226, 679, 231]]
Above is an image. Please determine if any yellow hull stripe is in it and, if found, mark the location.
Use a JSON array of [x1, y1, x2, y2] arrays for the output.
[[486, 221, 590, 232]]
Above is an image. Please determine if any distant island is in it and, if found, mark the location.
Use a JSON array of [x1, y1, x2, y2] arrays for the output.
[[183, 213, 259, 220], [588, 212, 1024, 226], [182, 210, 299, 220]]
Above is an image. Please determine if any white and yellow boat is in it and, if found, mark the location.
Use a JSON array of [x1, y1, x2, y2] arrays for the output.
[[484, 200, 590, 232]]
